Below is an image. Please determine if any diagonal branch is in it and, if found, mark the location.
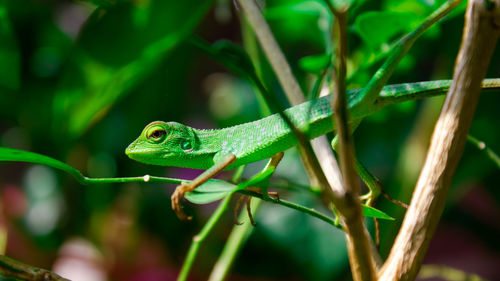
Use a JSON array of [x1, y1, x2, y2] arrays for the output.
[[235, 0, 339, 194], [236, 0, 378, 280], [379, 1, 500, 280]]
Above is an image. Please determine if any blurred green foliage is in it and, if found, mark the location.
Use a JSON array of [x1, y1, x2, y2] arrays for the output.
[[0, 0, 499, 280]]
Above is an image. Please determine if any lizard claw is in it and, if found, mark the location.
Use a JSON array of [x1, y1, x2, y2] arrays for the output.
[[171, 184, 193, 221]]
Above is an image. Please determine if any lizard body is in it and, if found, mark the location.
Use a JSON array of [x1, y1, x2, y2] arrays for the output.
[[126, 0, 498, 220], [126, 79, 500, 169]]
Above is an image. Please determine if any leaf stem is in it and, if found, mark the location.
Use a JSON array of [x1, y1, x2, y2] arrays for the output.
[[177, 194, 233, 281], [237, 190, 339, 228], [83, 175, 182, 184], [467, 135, 500, 168]]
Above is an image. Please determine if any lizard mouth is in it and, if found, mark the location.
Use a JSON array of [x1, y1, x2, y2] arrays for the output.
[[125, 143, 140, 157], [125, 144, 173, 163], [125, 144, 152, 159]]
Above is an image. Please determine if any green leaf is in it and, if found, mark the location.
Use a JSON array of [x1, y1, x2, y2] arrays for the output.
[[265, 1, 328, 18], [191, 39, 257, 80], [211, 40, 257, 78], [185, 167, 275, 204], [264, 1, 330, 48], [235, 167, 275, 191], [362, 205, 394, 220], [299, 54, 331, 74], [354, 11, 417, 49], [52, 0, 215, 139], [0, 147, 86, 183], [0, 4, 20, 90], [185, 180, 236, 204], [331, 0, 355, 9]]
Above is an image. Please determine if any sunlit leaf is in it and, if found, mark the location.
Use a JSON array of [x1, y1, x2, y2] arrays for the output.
[[264, 1, 330, 48], [299, 54, 331, 74], [331, 0, 355, 9], [355, 11, 417, 49], [362, 205, 394, 220], [265, 1, 327, 18], [184, 179, 236, 204], [0, 147, 86, 183], [185, 167, 275, 204], [235, 167, 275, 191]]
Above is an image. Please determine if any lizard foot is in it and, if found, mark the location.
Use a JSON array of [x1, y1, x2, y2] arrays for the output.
[[234, 195, 248, 225], [171, 184, 193, 221], [234, 189, 280, 226], [245, 187, 279, 201], [233, 195, 257, 226], [266, 191, 279, 201], [246, 196, 256, 226]]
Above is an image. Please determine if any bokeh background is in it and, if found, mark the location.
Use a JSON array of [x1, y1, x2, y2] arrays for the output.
[[0, 0, 499, 280]]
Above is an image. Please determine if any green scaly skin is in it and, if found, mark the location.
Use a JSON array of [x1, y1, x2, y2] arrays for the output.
[[126, 79, 500, 169]]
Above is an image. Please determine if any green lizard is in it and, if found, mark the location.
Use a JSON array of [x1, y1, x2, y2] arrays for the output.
[[126, 0, 489, 220], [126, 79, 500, 219]]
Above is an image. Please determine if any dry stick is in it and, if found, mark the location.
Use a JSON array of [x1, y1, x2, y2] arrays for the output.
[[235, 0, 338, 195], [379, 1, 500, 280], [236, 0, 304, 105], [0, 255, 70, 281], [235, 0, 337, 193], [236, 0, 380, 277], [327, 5, 355, 196], [328, 4, 377, 280]]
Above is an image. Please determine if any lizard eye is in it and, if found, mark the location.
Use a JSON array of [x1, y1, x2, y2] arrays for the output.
[[181, 140, 193, 151], [146, 127, 167, 143]]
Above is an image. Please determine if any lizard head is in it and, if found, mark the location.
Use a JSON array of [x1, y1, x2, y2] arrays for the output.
[[126, 121, 199, 166]]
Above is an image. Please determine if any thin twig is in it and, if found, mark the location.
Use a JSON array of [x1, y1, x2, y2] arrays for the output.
[[237, 190, 339, 228], [379, 1, 500, 280], [381, 190, 409, 209]]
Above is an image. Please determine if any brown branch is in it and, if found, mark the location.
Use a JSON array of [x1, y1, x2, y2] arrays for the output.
[[0, 255, 70, 281], [326, 3, 377, 280], [236, 0, 342, 201], [329, 7, 357, 197], [379, 1, 500, 280], [235, 0, 304, 105], [236, 0, 338, 195], [236, 0, 380, 277]]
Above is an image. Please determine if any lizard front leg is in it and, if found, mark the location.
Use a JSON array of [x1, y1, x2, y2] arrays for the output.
[[258, 152, 284, 200], [171, 153, 236, 220]]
